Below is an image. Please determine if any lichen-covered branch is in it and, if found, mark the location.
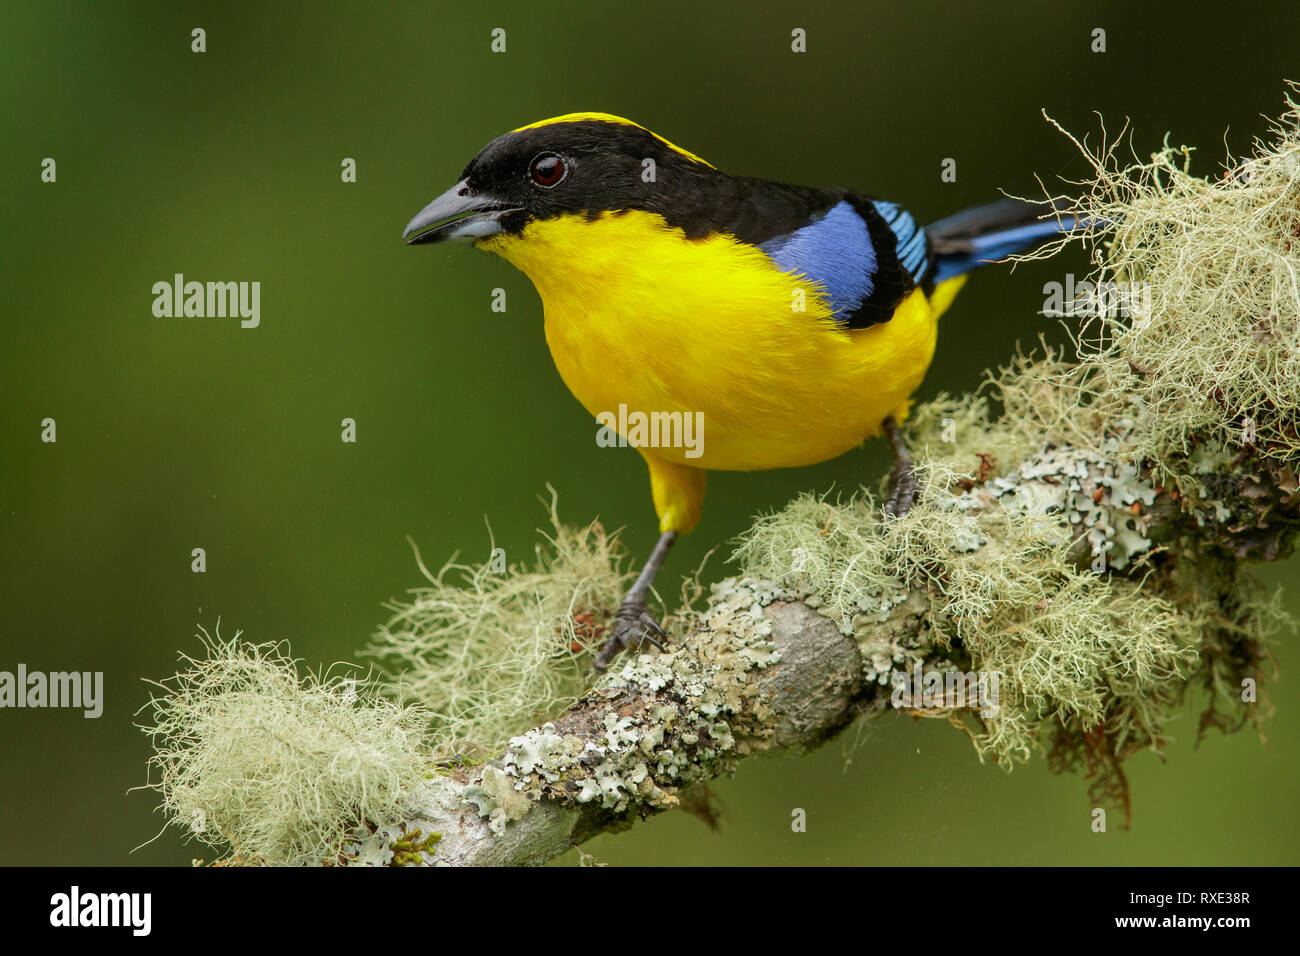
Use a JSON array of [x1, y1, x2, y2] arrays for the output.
[[404, 590, 887, 866], [385, 431, 1297, 866]]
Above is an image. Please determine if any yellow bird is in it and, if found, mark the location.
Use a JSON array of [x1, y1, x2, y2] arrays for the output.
[[404, 112, 1072, 670]]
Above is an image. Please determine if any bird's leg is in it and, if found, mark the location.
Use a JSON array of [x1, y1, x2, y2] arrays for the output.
[[882, 416, 919, 517], [592, 530, 678, 673]]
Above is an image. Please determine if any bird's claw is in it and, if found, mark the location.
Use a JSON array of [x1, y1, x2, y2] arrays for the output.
[[592, 600, 667, 673], [884, 461, 919, 517]]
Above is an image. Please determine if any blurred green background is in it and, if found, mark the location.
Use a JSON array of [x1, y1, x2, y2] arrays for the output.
[[2, 0, 1297, 865]]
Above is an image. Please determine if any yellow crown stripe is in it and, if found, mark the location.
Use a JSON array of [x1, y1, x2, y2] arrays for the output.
[[511, 112, 715, 168]]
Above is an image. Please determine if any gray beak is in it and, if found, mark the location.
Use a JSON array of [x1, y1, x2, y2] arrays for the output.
[[402, 180, 521, 245]]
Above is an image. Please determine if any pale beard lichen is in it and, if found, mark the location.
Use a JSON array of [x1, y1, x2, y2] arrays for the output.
[[139, 628, 430, 865], [1014, 85, 1300, 470], [363, 488, 634, 762]]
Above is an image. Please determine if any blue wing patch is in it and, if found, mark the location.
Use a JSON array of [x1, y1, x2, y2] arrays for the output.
[[758, 201, 877, 322], [872, 200, 928, 285]]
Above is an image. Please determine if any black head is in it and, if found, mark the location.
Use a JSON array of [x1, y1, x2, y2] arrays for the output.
[[402, 114, 722, 244]]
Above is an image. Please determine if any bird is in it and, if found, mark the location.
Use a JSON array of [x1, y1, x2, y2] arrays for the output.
[[403, 112, 1074, 672]]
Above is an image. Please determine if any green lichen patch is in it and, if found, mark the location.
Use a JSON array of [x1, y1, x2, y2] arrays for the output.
[[389, 827, 442, 866]]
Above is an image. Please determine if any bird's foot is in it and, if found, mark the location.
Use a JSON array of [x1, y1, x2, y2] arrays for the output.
[[884, 458, 919, 517], [592, 597, 667, 673], [882, 415, 919, 517]]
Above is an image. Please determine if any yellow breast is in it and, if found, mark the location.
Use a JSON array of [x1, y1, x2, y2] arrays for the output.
[[477, 210, 947, 472]]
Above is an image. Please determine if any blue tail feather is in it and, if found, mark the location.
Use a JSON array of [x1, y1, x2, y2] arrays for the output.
[[926, 200, 1076, 284]]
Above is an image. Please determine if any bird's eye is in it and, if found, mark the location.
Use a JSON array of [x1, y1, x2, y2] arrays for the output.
[[529, 153, 567, 188]]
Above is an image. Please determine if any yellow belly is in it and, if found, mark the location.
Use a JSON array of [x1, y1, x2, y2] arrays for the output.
[[479, 210, 948, 473]]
